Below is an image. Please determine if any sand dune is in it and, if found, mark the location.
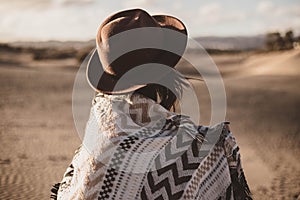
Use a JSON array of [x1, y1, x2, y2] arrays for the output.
[[0, 47, 299, 199], [238, 50, 300, 76]]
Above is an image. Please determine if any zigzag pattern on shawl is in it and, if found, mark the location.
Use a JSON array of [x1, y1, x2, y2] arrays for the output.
[[82, 143, 119, 200], [183, 146, 230, 199], [153, 123, 207, 171], [97, 117, 168, 200], [154, 132, 190, 169], [140, 132, 209, 200], [115, 102, 166, 130]]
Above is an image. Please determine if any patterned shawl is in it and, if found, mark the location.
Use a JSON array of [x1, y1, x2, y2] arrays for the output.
[[51, 93, 252, 200]]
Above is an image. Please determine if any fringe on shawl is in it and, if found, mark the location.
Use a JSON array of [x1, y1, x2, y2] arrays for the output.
[[221, 123, 253, 200], [50, 183, 60, 200]]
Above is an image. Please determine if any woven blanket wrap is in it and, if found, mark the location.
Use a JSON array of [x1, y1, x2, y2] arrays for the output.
[[51, 93, 252, 200]]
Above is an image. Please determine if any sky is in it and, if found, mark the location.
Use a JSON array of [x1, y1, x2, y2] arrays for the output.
[[0, 0, 299, 42]]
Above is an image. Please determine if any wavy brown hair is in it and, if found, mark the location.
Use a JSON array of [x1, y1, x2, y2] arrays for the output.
[[133, 73, 188, 111]]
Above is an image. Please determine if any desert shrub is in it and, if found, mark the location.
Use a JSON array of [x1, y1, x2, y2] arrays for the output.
[[265, 30, 295, 51], [283, 30, 294, 50], [265, 32, 284, 51]]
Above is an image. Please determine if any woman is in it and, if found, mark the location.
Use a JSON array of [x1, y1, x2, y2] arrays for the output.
[[52, 9, 252, 200]]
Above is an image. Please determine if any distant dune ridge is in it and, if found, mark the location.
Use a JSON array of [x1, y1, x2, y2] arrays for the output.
[[6, 35, 266, 51], [194, 35, 266, 50], [0, 38, 299, 200], [1, 35, 267, 65]]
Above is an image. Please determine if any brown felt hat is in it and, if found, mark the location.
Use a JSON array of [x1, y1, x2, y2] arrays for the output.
[[86, 8, 188, 94]]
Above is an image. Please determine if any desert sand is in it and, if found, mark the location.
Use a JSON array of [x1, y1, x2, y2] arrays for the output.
[[0, 46, 299, 199]]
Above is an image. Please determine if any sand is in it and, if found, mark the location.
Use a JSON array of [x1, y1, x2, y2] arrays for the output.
[[0, 47, 299, 199]]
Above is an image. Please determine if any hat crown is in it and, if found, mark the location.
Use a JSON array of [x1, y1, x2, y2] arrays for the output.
[[97, 9, 159, 43], [97, 9, 165, 76]]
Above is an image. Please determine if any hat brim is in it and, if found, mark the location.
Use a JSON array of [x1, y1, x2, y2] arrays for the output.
[[86, 15, 187, 94], [86, 49, 147, 94]]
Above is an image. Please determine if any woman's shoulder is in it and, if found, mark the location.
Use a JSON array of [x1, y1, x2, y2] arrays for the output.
[[196, 121, 235, 150], [165, 114, 233, 145]]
